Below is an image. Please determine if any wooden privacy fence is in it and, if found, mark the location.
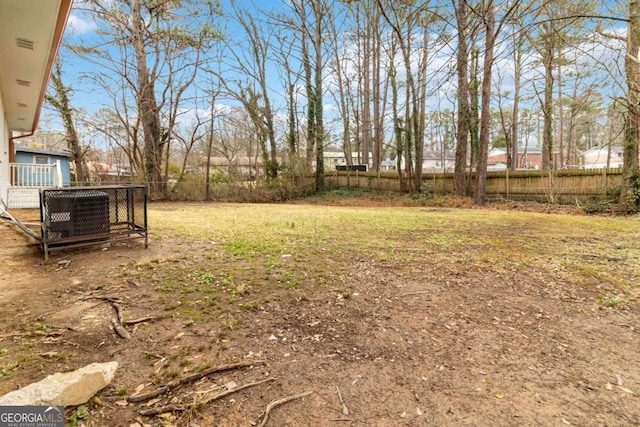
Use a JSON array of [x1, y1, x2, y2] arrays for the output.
[[327, 168, 624, 202]]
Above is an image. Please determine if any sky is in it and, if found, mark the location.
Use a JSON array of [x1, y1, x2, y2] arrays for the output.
[[42, 0, 630, 151]]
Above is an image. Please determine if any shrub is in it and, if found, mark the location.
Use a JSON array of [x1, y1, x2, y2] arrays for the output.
[[624, 168, 640, 213]]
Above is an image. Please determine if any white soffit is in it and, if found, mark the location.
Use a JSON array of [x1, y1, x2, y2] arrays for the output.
[[0, 0, 64, 132]]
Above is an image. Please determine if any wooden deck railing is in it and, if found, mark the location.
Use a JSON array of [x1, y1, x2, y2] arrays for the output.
[[9, 161, 62, 188]]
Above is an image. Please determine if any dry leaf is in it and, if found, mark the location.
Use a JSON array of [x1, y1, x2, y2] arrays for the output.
[[115, 400, 128, 406], [618, 386, 634, 394], [133, 383, 145, 395], [156, 413, 174, 419], [146, 398, 161, 407], [39, 351, 59, 358]]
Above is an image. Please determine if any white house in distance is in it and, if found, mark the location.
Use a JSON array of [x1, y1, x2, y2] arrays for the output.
[[326, 150, 456, 173], [324, 151, 370, 170], [581, 146, 624, 169], [0, 0, 73, 207]]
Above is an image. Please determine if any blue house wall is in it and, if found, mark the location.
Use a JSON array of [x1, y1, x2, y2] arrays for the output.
[[14, 148, 71, 187]]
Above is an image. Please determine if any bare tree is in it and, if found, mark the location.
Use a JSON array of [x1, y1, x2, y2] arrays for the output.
[[622, 0, 640, 210], [454, 0, 470, 194], [224, 1, 279, 179], [471, 0, 521, 205], [376, 0, 432, 192], [77, 0, 220, 197], [45, 61, 89, 183]]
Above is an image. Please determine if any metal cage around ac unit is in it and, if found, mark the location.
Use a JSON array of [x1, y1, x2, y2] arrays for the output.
[[40, 185, 147, 259]]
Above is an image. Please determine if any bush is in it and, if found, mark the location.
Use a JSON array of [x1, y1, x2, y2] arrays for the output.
[[624, 168, 640, 213], [584, 197, 616, 215]]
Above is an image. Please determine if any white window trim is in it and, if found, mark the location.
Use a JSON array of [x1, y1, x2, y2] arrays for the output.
[[34, 155, 49, 165]]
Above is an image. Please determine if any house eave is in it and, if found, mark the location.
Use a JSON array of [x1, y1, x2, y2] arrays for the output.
[[0, 0, 73, 134]]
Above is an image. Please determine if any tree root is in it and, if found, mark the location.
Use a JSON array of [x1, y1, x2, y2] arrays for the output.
[[138, 377, 276, 417], [104, 360, 264, 403], [255, 391, 313, 427]]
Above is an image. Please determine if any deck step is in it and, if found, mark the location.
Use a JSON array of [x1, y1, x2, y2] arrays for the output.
[[6, 188, 40, 209]]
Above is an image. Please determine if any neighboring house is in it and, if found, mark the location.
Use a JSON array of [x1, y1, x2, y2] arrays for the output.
[[84, 160, 132, 183], [324, 151, 370, 170], [422, 150, 456, 172], [13, 147, 70, 187], [0, 0, 73, 208], [581, 146, 624, 169], [380, 159, 396, 171], [394, 150, 456, 173], [488, 147, 545, 170], [206, 156, 263, 179]]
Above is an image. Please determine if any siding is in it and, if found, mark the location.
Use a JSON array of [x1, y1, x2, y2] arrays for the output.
[[0, 94, 8, 204], [14, 151, 71, 186]]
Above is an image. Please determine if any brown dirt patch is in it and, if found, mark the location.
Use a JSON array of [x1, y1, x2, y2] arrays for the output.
[[0, 200, 638, 427]]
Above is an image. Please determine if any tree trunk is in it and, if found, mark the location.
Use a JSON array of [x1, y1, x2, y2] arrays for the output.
[[414, 16, 429, 192], [454, 0, 469, 193], [469, 48, 480, 193], [372, 8, 383, 173], [298, 2, 315, 169], [511, 32, 522, 170], [313, 0, 325, 192], [541, 30, 554, 170], [475, 0, 496, 206], [361, 19, 372, 169], [132, 0, 163, 197], [622, 0, 640, 210], [557, 60, 564, 168], [205, 90, 217, 202]]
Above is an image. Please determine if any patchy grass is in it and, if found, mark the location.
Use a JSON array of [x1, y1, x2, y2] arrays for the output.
[[148, 203, 640, 295], [2, 200, 640, 426]]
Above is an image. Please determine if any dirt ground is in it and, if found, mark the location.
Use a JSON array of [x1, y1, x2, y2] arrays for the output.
[[0, 200, 639, 427]]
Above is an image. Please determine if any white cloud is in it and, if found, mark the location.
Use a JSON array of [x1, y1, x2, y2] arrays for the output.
[[67, 14, 97, 35]]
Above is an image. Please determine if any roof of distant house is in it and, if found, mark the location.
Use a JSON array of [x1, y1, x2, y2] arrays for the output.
[[15, 147, 71, 157], [582, 146, 624, 156], [423, 150, 456, 160]]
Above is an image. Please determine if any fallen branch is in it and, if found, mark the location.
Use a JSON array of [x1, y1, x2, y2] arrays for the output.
[[117, 254, 137, 263], [138, 377, 276, 417], [256, 391, 312, 427], [112, 302, 125, 325], [0, 332, 27, 341], [77, 295, 131, 339], [104, 360, 264, 403], [111, 319, 130, 339], [400, 290, 432, 297], [124, 316, 155, 326], [336, 386, 349, 416], [78, 295, 122, 303], [579, 253, 624, 262]]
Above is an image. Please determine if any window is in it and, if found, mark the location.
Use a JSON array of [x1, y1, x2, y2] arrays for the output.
[[34, 155, 49, 165]]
